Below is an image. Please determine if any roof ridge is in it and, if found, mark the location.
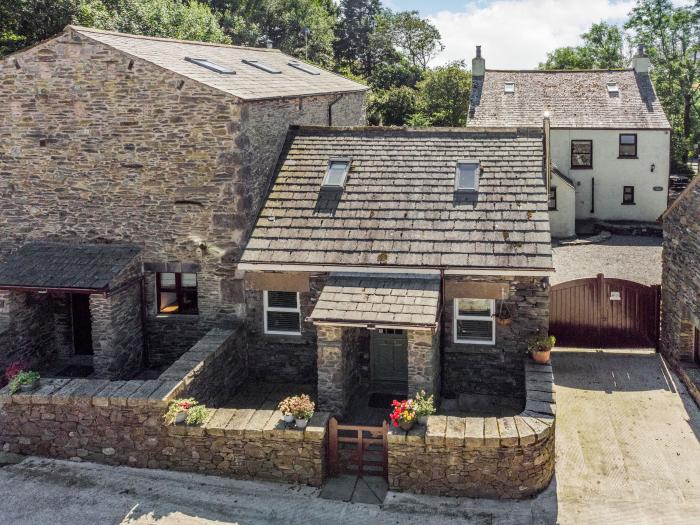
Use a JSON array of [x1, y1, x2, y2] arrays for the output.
[[291, 125, 543, 135], [68, 25, 280, 53], [661, 175, 700, 219], [485, 68, 633, 74]]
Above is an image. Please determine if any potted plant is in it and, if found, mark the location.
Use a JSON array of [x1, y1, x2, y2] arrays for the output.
[[164, 398, 208, 426], [288, 394, 315, 429], [389, 399, 416, 431], [414, 390, 436, 425], [528, 335, 556, 364], [9, 370, 40, 394], [278, 397, 295, 424]]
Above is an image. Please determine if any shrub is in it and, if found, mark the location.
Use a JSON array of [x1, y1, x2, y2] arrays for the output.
[[8, 370, 40, 394], [414, 390, 436, 418], [389, 399, 416, 427], [528, 335, 556, 353], [163, 398, 208, 426], [283, 394, 315, 420]]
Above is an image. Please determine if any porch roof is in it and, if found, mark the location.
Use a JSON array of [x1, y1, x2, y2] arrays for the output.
[[309, 273, 440, 329], [0, 243, 141, 293]]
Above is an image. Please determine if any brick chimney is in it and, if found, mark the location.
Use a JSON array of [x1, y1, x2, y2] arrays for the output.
[[472, 45, 485, 77], [632, 44, 650, 74]]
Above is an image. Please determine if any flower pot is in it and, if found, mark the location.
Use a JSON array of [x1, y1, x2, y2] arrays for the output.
[[417, 415, 429, 425], [496, 317, 512, 326], [295, 418, 308, 429], [283, 414, 294, 424], [399, 420, 415, 431], [174, 410, 188, 424], [531, 349, 551, 364], [19, 380, 39, 393]]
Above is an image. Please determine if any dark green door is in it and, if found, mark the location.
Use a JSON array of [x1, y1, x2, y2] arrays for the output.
[[370, 329, 408, 385]]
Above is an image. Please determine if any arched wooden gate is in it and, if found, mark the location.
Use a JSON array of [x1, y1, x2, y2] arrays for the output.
[[550, 273, 661, 348]]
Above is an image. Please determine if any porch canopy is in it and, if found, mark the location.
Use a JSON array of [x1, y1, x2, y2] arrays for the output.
[[0, 242, 141, 294], [309, 273, 440, 330]]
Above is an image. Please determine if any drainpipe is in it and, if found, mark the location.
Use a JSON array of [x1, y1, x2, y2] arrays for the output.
[[328, 94, 343, 126], [139, 275, 150, 368], [590, 177, 595, 214], [543, 113, 552, 192]]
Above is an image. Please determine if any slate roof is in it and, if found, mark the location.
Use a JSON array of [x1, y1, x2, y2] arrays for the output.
[[469, 70, 670, 129], [309, 274, 440, 328], [0, 243, 141, 291], [69, 26, 367, 101], [240, 126, 553, 272]]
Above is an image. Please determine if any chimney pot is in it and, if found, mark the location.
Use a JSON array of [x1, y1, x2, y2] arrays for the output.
[[476, 45, 482, 58], [472, 45, 485, 76], [638, 44, 645, 57]]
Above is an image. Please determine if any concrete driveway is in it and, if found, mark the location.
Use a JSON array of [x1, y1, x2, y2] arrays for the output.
[[552, 348, 700, 523], [0, 349, 698, 524]]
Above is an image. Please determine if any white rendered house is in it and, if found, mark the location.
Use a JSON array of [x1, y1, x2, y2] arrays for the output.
[[468, 46, 671, 238]]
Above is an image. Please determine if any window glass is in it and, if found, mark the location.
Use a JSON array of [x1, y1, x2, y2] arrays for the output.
[[623, 186, 635, 204], [181, 273, 197, 288], [457, 298, 491, 317], [157, 272, 198, 315], [619, 134, 637, 157], [548, 187, 557, 210], [571, 140, 592, 168], [267, 311, 301, 333], [159, 291, 179, 314], [456, 162, 479, 190], [160, 273, 176, 288], [325, 161, 349, 187], [456, 319, 493, 341], [267, 291, 298, 309], [265, 291, 301, 335]]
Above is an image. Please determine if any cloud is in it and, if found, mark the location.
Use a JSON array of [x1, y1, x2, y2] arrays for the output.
[[430, 0, 637, 69]]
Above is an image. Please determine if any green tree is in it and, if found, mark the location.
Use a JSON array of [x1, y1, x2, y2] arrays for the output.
[[540, 22, 625, 70], [626, 0, 700, 164], [334, 0, 384, 76], [368, 59, 423, 90], [384, 10, 443, 69], [411, 61, 471, 127], [369, 86, 417, 126]]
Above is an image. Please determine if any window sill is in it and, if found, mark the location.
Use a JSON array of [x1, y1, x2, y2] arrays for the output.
[[617, 156, 638, 159], [264, 331, 302, 337], [548, 207, 558, 211], [155, 313, 200, 320], [453, 339, 496, 346], [570, 166, 593, 170], [621, 202, 636, 206]]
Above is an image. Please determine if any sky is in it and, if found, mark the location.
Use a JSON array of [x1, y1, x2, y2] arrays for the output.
[[384, 0, 695, 69]]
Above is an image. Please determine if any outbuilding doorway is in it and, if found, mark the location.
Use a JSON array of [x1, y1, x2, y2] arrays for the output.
[[71, 293, 93, 356], [370, 329, 408, 387]]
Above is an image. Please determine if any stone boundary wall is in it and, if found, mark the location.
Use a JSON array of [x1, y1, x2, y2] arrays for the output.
[[0, 327, 329, 486], [388, 360, 555, 499]]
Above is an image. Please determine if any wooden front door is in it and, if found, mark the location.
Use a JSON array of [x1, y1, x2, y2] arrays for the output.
[[71, 294, 94, 356], [370, 329, 408, 385]]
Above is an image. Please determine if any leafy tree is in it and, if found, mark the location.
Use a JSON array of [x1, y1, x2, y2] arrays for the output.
[[410, 61, 471, 127], [383, 10, 443, 69], [368, 59, 423, 90], [540, 22, 625, 69], [626, 0, 700, 164], [369, 86, 417, 125], [334, 0, 384, 76]]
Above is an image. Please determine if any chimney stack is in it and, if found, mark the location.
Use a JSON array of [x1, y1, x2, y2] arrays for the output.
[[472, 45, 485, 76], [632, 43, 650, 73]]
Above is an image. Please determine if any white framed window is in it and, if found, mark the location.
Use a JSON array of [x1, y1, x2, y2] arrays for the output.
[[504, 81, 515, 93], [264, 291, 301, 335], [453, 298, 495, 345], [322, 158, 351, 189], [455, 160, 480, 192]]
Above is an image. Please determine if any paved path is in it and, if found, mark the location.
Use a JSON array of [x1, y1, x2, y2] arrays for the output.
[[552, 348, 700, 523], [552, 235, 662, 285], [0, 349, 698, 524]]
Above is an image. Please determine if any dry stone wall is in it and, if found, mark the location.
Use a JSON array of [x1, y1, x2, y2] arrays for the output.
[[388, 360, 556, 499], [0, 326, 329, 486]]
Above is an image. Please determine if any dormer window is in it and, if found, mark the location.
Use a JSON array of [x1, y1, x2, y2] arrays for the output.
[[288, 61, 321, 75], [455, 161, 480, 192], [184, 57, 235, 74], [504, 82, 515, 93], [242, 59, 281, 74], [607, 82, 619, 95], [322, 158, 351, 189]]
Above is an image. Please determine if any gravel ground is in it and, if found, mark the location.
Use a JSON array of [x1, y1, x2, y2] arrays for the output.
[[552, 234, 662, 285]]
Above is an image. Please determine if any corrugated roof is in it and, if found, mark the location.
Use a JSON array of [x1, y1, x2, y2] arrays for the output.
[[69, 26, 367, 101], [309, 273, 440, 328], [240, 126, 553, 272], [469, 69, 670, 129], [0, 243, 141, 291]]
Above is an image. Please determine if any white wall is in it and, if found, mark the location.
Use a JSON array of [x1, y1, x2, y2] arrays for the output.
[[550, 129, 670, 222], [549, 174, 576, 238]]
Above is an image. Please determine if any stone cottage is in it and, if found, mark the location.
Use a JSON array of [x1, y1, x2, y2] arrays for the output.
[[661, 175, 700, 365], [468, 45, 671, 237], [239, 126, 553, 416], [0, 26, 367, 379]]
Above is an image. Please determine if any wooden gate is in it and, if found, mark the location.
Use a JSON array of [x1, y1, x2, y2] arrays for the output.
[[327, 418, 388, 478], [550, 273, 660, 348]]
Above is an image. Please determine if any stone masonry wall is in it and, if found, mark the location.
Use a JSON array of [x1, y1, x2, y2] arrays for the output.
[[0, 326, 328, 486], [407, 329, 440, 398], [0, 28, 366, 364], [388, 360, 556, 499], [443, 276, 549, 399], [661, 182, 700, 362]]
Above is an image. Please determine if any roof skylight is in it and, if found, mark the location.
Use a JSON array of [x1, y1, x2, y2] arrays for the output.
[[184, 57, 235, 74], [607, 81, 619, 94], [322, 159, 351, 189], [242, 59, 281, 74], [288, 61, 321, 75], [455, 161, 480, 192], [504, 82, 515, 93]]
